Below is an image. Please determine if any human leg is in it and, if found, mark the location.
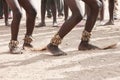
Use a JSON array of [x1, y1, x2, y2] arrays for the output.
[[47, 0, 83, 56], [78, 0, 102, 50], [64, 0, 69, 21], [83, 3, 90, 20], [19, 0, 37, 48], [49, 0, 58, 27], [3, 0, 10, 26], [36, 0, 47, 27], [46, 0, 52, 18], [104, 0, 114, 25], [99, 0, 105, 21], [6, 0, 22, 54], [56, 0, 64, 17]]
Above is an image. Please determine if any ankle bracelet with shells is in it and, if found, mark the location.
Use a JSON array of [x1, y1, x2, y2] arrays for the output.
[[23, 35, 33, 44], [81, 30, 91, 42], [50, 34, 62, 46], [9, 40, 19, 47]]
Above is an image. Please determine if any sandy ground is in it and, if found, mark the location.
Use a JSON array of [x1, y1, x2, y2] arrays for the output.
[[0, 17, 120, 80], [0, 1, 120, 80]]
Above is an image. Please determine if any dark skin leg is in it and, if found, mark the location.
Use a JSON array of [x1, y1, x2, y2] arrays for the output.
[[79, 0, 101, 50], [49, 0, 57, 27], [19, 0, 37, 48], [104, 0, 114, 25], [84, 4, 90, 19], [47, 0, 101, 56], [46, 1, 52, 18], [58, 0, 83, 38], [64, 0, 69, 21], [55, 0, 64, 17], [19, 0, 37, 36], [36, 0, 47, 27], [3, 0, 9, 26], [83, 0, 101, 32], [6, 0, 22, 40], [99, 0, 104, 21], [98, 0, 105, 26]]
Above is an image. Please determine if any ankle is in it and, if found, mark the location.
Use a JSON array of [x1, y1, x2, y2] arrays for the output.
[[9, 40, 19, 48], [23, 35, 33, 48], [9, 40, 22, 54], [50, 34, 62, 46]]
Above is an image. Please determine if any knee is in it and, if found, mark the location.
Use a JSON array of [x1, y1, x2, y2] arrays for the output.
[[72, 12, 83, 21], [92, 0, 102, 11], [76, 14, 83, 21], [89, 0, 103, 13], [28, 8, 37, 18], [32, 9, 37, 18], [13, 10, 22, 19]]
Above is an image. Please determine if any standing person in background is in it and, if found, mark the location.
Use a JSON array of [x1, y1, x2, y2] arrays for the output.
[[99, 0, 105, 23], [3, 0, 9, 26], [46, 0, 102, 56], [46, 1, 52, 18], [64, 0, 69, 21], [104, 0, 115, 25], [55, 0, 64, 17], [36, 0, 58, 27], [6, 0, 37, 54]]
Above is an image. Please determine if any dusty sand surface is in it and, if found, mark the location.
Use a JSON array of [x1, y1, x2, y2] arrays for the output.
[[0, 0, 120, 79], [0, 17, 120, 80]]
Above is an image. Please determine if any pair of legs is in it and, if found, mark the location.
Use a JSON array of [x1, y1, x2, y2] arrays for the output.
[[104, 0, 115, 25], [36, 0, 57, 27], [47, 0, 102, 56], [6, 0, 37, 54], [46, 0, 64, 18]]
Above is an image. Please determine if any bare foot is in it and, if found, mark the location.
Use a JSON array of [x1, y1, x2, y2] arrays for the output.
[[47, 43, 67, 56], [98, 21, 105, 26], [78, 42, 100, 50], [104, 21, 114, 25], [35, 23, 46, 27], [53, 22, 58, 27], [23, 43, 33, 50], [9, 45, 23, 54], [5, 21, 10, 26]]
